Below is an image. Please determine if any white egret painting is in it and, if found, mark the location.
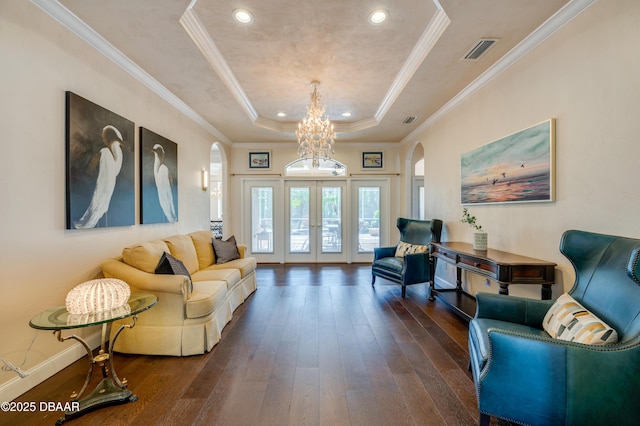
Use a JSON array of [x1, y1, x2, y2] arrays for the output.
[[461, 119, 555, 205], [66, 92, 135, 229], [140, 128, 178, 224]]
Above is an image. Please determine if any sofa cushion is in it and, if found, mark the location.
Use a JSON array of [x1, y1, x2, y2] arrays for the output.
[[395, 241, 427, 257], [205, 257, 257, 278], [122, 240, 170, 273], [186, 280, 227, 319], [543, 293, 618, 345], [192, 268, 241, 289], [189, 230, 216, 270], [164, 235, 200, 275], [212, 235, 241, 264]]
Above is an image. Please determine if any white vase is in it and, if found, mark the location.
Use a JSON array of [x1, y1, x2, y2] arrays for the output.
[[473, 232, 488, 251]]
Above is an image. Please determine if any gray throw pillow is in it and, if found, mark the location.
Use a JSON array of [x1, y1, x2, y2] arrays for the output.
[[212, 235, 241, 264], [155, 252, 193, 291]]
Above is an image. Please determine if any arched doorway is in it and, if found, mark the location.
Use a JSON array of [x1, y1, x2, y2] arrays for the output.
[[209, 143, 225, 238], [411, 144, 425, 219]]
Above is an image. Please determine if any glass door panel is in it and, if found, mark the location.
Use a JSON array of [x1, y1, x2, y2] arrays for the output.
[[251, 187, 273, 253], [289, 187, 310, 253], [351, 179, 388, 263], [358, 186, 380, 253], [321, 186, 342, 253], [244, 179, 282, 263]]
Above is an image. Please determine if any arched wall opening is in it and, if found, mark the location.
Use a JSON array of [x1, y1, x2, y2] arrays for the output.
[[408, 143, 425, 219], [210, 142, 227, 238]]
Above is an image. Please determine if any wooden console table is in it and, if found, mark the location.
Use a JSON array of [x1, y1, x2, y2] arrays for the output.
[[429, 242, 556, 320]]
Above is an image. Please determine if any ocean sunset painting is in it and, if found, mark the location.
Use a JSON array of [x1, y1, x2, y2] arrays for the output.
[[461, 119, 555, 204]]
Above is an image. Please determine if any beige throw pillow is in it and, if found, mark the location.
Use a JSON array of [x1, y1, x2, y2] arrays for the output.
[[542, 293, 618, 345], [395, 241, 428, 257]]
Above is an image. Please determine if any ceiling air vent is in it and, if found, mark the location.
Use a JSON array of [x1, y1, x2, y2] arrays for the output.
[[462, 38, 499, 60], [402, 116, 417, 124]]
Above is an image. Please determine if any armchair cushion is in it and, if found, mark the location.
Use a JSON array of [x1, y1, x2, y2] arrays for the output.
[[469, 318, 549, 371], [394, 241, 427, 257], [542, 293, 618, 345], [374, 256, 403, 274]]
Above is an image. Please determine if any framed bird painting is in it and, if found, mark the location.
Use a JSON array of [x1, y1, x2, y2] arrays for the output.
[[460, 119, 555, 205], [140, 128, 179, 224], [65, 91, 135, 229]]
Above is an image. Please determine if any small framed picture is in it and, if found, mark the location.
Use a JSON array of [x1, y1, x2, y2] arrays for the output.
[[249, 152, 270, 169], [362, 152, 383, 169]]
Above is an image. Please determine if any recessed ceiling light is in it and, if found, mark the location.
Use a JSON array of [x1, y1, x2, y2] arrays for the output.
[[233, 9, 253, 24], [342, 112, 352, 117], [368, 9, 388, 25], [277, 112, 287, 117]]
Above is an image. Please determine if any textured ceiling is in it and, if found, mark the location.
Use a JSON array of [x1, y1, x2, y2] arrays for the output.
[[57, 0, 571, 144]]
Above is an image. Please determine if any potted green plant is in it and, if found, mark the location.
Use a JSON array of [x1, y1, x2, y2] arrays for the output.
[[461, 208, 487, 250]]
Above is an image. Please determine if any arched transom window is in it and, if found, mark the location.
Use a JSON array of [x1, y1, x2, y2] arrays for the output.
[[285, 158, 347, 177]]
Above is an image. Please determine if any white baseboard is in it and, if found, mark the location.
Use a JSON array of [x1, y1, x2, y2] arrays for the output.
[[434, 275, 455, 290], [0, 331, 101, 402]]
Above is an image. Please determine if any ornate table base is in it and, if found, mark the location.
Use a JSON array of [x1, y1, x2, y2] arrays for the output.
[[29, 293, 156, 425], [54, 318, 137, 425]]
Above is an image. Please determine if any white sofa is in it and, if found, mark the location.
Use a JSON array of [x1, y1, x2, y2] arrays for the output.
[[100, 230, 256, 356]]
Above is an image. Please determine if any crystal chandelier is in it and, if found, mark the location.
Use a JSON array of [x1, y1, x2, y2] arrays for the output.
[[296, 81, 336, 168]]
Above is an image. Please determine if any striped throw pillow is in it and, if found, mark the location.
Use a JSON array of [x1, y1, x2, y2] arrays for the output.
[[395, 241, 428, 257], [542, 293, 618, 345]]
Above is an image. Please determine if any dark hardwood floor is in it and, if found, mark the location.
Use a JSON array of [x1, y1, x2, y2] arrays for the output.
[[4, 264, 482, 426]]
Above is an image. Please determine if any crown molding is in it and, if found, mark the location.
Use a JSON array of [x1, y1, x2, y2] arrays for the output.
[[375, 6, 450, 122], [182, 0, 449, 135], [231, 141, 394, 150], [180, 6, 258, 123], [402, 0, 597, 145], [30, 0, 231, 145]]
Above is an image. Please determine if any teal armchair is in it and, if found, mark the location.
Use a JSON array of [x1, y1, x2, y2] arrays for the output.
[[371, 218, 442, 298], [468, 230, 640, 425]]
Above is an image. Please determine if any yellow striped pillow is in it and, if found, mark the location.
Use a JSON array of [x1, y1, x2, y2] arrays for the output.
[[542, 293, 618, 345]]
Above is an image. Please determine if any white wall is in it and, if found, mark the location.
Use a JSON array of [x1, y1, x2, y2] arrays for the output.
[[0, 1, 213, 395], [418, 0, 640, 298]]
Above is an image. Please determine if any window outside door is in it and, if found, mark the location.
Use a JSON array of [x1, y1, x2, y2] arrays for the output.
[[351, 179, 389, 263]]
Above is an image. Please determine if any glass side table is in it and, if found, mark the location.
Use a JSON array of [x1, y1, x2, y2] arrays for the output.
[[29, 293, 157, 425]]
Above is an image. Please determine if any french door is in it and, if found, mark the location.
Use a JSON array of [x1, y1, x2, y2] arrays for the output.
[[285, 180, 346, 263], [244, 178, 388, 263]]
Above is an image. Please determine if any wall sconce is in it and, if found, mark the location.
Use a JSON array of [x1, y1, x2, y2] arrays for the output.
[[201, 169, 209, 191]]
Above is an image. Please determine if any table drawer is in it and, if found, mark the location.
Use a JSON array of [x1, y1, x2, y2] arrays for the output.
[[432, 247, 458, 265], [458, 255, 497, 277]]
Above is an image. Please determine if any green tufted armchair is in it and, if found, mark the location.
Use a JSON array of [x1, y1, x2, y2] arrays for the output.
[[371, 218, 442, 298], [468, 230, 640, 426]]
